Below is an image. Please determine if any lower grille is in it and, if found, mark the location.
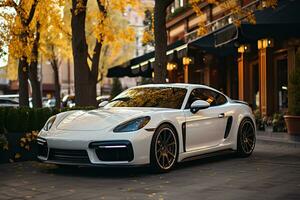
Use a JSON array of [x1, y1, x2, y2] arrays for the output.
[[90, 141, 134, 162], [37, 138, 48, 158], [48, 149, 91, 164]]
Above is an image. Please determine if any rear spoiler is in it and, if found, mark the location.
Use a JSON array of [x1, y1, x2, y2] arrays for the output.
[[231, 100, 249, 106]]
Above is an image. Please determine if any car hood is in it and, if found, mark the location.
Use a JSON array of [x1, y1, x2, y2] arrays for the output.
[[56, 107, 170, 131]]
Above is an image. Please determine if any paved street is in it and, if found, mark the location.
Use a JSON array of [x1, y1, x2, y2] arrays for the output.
[[0, 142, 300, 200]]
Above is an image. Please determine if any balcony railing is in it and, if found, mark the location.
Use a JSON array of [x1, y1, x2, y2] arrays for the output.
[[185, 0, 261, 43]]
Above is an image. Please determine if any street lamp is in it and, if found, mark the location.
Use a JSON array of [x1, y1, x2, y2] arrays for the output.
[[167, 62, 177, 71], [182, 57, 192, 83], [257, 38, 274, 49], [238, 44, 250, 53]]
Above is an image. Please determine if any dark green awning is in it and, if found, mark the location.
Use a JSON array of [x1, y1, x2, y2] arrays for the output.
[[107, 40, 187, 78]]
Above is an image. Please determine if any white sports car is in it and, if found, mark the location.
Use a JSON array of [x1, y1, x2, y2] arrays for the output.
[[37, 84, 256, 172]]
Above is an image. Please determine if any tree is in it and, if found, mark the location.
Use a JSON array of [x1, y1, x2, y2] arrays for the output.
[[71, 0, 138, 107], [153, 0, 174, 84], [40, 3, 72, 109], [0, 0, 39, 107], [0, 0, 64, 107], [142, 9, 154, 47]]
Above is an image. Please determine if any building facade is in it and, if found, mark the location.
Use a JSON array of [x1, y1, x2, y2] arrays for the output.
[[165, 0, 300, 116], [108, 0, 300, 117]]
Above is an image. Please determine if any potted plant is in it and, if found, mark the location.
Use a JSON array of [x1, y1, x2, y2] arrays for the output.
[[272, 113, 286, 132], [284, 65, 300, 135]]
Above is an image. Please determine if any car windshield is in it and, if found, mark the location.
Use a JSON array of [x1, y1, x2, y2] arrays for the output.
[[106, 87, 187, 109]]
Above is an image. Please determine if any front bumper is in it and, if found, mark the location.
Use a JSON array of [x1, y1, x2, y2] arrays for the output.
[[37, 129, 153, 166]]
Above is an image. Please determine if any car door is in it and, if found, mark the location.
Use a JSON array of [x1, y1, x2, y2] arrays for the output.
[[184, 88, 228, 152]]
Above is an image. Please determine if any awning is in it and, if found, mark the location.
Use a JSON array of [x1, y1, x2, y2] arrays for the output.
[[240, 0, 300, 41], [189, 24, 237, 56], [107, 40, 187, 78]]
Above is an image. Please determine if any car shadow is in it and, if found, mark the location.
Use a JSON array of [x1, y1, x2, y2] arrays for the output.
[[35, 152, 241, 178]]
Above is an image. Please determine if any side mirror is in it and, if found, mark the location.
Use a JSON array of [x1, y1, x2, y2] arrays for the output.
[[98, 100, 109, 108], [190, 100, 210, 114]]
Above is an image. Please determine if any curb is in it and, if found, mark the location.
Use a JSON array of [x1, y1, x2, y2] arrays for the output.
[[256, 136, 300, 148]]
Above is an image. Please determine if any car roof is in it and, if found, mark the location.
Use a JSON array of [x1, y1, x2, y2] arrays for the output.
[[133, 83, 217, 90], [131, 83, 231, 101], [0, 97, 19, 103]]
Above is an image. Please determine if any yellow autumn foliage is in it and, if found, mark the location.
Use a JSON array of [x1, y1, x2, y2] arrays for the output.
[[1, 0, 142, 81], [0, 0, 66, 80]]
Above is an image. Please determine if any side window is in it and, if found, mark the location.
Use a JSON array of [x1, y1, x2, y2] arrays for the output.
[[185, 88, 227, 108]]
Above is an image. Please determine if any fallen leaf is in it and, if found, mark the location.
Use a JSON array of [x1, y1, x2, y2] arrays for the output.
[[3, 144, 8, 150], [15, 153, 21, 159]]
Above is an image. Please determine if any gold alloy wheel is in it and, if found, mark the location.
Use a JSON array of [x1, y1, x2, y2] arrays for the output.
[[154, 127, 178, 170]]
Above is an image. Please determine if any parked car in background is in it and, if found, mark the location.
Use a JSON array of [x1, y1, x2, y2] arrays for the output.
[[62, 95, 75, 108], [44, 98, 56, 108], [0, 97, 19, 107], [96, 95, 110, 104]]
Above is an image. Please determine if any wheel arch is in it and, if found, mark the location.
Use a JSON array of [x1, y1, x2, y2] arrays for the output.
[[232, 114, 256, 150], [151, 121, 182, 157], [154, 121, 180, 142], [231, 109, 256, 150]]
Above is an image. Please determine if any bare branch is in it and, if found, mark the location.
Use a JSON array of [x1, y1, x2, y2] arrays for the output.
[[87, 52, 92, 62], [25, 0, 38, 26], [96, 0, 107, 16]]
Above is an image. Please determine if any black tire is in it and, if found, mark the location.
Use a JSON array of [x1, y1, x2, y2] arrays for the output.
[[150, 124, 179, 173], [236, 118, 256, 157]]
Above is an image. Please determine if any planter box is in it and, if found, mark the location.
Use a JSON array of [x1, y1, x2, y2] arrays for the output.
[[284, 115, 300, 135]]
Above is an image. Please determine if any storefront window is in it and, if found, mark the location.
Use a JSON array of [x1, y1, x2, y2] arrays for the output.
[[277, 59, 288, 111]]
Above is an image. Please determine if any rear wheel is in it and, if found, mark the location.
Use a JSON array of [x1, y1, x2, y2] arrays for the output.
[[150, 124, 178, 173], [237, 119, 256, 157]]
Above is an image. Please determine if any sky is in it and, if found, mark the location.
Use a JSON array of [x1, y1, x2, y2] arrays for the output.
[[0, 49, 8, 67], [0, 5, 14, 67]]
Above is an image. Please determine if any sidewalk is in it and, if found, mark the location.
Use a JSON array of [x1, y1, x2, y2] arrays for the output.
[[256, 130, 300, 147]]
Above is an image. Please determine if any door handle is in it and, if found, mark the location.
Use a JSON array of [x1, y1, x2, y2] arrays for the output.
[[218, 113, 225, 118]]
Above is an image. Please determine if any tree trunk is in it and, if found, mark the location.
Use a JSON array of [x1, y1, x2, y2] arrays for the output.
[[18, 58, 29, 107], [15, 0, 38, 107], [71, 0, 97, 107], [51, 59, 61, 109], [153, 0, 174, 83], [71, 0, 102, 107], [29, 22, 42, 108], [29, 61, 42, 108]]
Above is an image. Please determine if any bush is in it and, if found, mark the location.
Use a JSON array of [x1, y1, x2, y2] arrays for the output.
[[5, 108, 20, 132], [0, 106, 96, 133], [272, 113, 287, 132], [0, 107, 5, 131], [254, 109, 265, 131], [0, 134, 8, 150]]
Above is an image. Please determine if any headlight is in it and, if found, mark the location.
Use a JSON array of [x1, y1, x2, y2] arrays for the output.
[[113, 116, 151, 133], [43, 115, 56, 131]]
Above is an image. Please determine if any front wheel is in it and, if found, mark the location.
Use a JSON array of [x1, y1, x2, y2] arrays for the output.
[[150, 124, 178, 173], [236, 119, 256, 157]]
